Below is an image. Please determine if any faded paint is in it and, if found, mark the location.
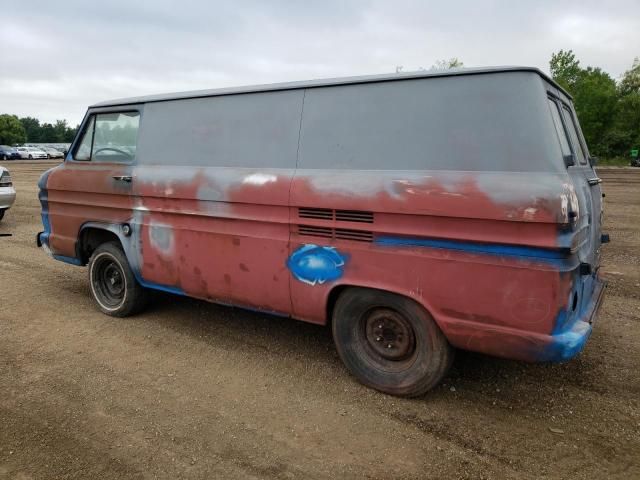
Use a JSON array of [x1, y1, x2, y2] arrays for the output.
[[37, 162, 605, 364]]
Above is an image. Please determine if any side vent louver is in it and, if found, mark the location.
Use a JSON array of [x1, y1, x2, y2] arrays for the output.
[[298, 207, 333, 220], [298, 225, 333, 238], [335, 210, 374, 223], [335, 228, 373, 242], [297, 207, 374, 242]]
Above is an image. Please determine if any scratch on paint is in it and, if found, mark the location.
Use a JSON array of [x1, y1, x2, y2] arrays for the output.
[[287, 244, 347, 286]]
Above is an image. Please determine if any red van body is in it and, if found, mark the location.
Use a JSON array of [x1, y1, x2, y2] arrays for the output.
[[37, 68, 607, 395]]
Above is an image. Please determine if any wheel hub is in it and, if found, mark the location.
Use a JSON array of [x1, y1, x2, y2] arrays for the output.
[[365, 309, 416, 361]]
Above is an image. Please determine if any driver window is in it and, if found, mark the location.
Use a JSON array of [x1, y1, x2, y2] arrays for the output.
[[74, 111, 139, 163]]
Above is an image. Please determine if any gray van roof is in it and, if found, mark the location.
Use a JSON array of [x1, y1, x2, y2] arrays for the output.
[[91, 66, 570, 108]]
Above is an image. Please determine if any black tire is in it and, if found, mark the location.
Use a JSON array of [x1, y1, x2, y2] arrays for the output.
[[88, 241, 148, 317], [0, 210, 4, 222], [28, 154, 33, 159], [332, 288, 454, 397], [2, 154, 6, 160]]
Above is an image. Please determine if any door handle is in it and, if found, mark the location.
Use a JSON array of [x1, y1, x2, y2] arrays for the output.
[[587, 177, 602, 186], [112, 175, 132, 183]]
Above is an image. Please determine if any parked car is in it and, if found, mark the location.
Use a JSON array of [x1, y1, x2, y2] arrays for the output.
[[41, 147, 65, 159], [0, 145, 20, 160], [36, 67, 607, 397], [16, 147, 47, 159], [0, 167, 16, 222]]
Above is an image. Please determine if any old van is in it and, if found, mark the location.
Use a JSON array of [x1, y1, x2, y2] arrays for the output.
[[37, 67, 607, 396]]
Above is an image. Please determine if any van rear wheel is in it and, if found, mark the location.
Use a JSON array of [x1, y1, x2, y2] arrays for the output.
[[88, 241, 148, 317], [332, 288, 453, 397]]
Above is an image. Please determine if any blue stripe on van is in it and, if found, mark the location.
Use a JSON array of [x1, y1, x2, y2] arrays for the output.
[[37, 167, 55, 250], [374, 236, 568, 261]]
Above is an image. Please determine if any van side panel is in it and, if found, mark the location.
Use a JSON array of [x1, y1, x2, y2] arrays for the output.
[[288, 73, 587, 362], [130, 90, 304, 313]]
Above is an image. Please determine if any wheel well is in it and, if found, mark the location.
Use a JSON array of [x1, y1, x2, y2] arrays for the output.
[[326, 285, 350, 325], [326, 284, 439, 329], [77, 227, 121, 265]]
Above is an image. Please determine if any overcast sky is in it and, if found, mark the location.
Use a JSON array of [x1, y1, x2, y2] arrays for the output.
[[1, 0, 639, 125]]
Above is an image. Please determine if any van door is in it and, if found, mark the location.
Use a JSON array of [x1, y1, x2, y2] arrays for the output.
[[547, 96, 602, 306], [43, 110, 139, 259], [130, 90, 303, 315]]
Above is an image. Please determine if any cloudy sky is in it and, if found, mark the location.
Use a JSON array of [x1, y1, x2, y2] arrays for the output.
[[2, 0, 639, 125]]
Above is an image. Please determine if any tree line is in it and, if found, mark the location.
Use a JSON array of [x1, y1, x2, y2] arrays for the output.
[[0, 115, 78, 145], [550, 50, 639, 160]]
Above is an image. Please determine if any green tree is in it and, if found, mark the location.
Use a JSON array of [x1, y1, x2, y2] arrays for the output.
[[571, 67, 618, 156], [0, 114, 27, 145], [619, 57, 640, 95], [53, 120, 69, 143], [19, 116, 42, 143], [549, 50, 618, 157], [40, 123, 56, 142], [607, 58, 640, 155], [550, 50, 582, 91]]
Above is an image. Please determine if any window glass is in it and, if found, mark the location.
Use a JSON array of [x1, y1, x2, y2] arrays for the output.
[[74, 116, 95, 161], [73, 112, 139, 162], [93, 112, 139, 162], [561, 106, 587, 164], [547, 98, 571, 158]]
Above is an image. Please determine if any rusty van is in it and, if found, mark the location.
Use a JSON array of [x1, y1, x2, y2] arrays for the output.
[[37, 67, 607, 396]]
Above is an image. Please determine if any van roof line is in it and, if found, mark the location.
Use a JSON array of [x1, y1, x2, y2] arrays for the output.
[[91, 66, 571, 108]]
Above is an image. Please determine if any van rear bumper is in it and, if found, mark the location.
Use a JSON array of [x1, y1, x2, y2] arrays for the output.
[[440, 275, 607, 363], [541, 275, 606, 362]]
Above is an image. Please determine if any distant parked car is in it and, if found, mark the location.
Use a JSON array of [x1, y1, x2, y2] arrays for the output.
[[0, 166, 16, 222], [0, 145, 20, 160], [41, 147, 64, 159], [16, 147, 47, 159]]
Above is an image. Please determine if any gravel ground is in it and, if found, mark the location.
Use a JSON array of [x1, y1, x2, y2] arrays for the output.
[[0, 161, 638, 479]]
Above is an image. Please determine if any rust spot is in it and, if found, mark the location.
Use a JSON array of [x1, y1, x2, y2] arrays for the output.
[[144, 263, 155, 270], [272, 275, 279, 282], [224, 274, 231, 284], [239, 263, 249, 272], [194, 266, 202, 275], [180, 255, 186, 263], [232, 237, 241, 246]]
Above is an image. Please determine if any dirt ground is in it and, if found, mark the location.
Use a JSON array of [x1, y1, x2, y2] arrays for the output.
[[0, 160, 638, 480]]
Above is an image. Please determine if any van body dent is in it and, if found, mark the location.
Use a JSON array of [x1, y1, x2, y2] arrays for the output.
[[37, 67, 607, 396]]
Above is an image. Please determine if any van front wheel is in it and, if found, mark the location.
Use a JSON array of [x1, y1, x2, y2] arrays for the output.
[[88, 241, 148, 317], [332, 288, 453, 397]]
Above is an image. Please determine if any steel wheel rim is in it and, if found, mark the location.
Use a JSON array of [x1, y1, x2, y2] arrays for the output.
[[363, 308, 416, 362], [92, 256, 125, 308]]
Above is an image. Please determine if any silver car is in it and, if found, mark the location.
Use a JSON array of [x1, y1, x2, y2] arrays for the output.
[[0, 167, 16, 222]]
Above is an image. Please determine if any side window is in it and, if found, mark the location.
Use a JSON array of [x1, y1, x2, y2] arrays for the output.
[[561, 105, 587, 164], [547, 98, 572, 160], [74, 116, 95, 161], [73, 111, 140, 163]]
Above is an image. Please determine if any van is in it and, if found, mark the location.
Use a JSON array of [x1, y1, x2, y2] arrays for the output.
[[37, 67, 607, 396]]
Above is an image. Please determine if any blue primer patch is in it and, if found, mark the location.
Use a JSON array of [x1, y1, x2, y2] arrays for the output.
[[542, 319, 592, 362], [37, 168, 54, 250], [137, 278, 185, 296], [375, 235, 569, 264], [53, 254, 83, 266], [287, 244, 347, 286]]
